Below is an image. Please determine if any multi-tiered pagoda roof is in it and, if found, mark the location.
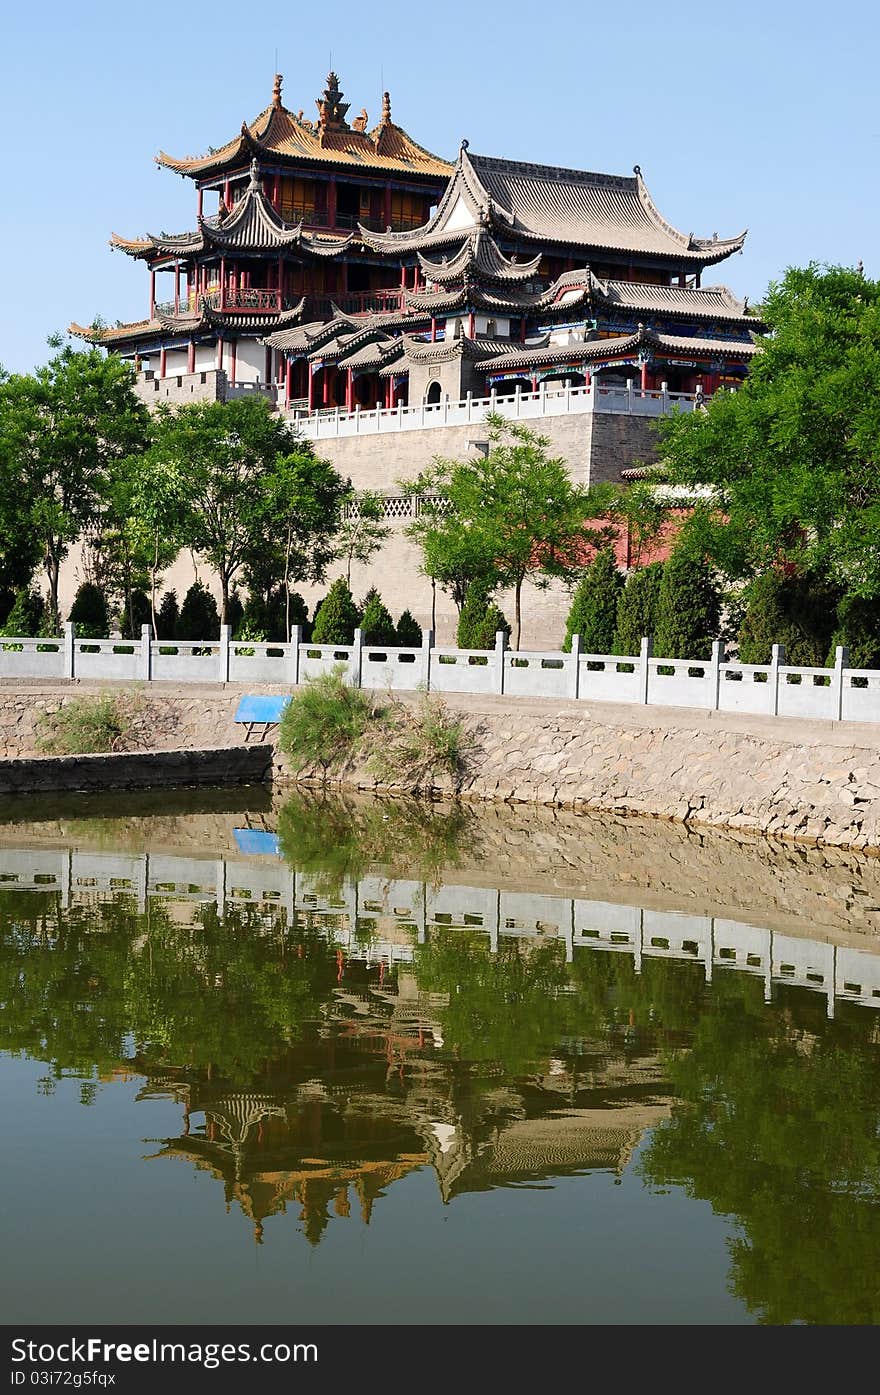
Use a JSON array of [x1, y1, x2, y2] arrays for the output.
[[73, 73, 760, 406]]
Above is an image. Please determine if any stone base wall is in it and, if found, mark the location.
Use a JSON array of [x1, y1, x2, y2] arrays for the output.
[[0, 746, 271, 795]]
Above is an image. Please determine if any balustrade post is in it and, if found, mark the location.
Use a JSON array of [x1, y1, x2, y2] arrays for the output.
[[139, 624, 152, 682], [351, 627, 363, 688], [564, 378, 571, 412], [833, 644, 849, 721], [63, 621, 75, 681], [710, 639, 725, 711], [495, 629, 508, 695], [376, 402, 381, 431], [569, 632, 582, 699], [219, 624, 231, 683], [639, 636, 653, 704], [626, 378, 634, 413], [770, 643, 785, 716], [353, 404, 360, 433], [515, 384, 522, 418], [422, 627, 433, 693], [660, 380, 669, 413], [466, 390, 472, 422], [288, 624, 302, 686], [539, 380, 546, 415]]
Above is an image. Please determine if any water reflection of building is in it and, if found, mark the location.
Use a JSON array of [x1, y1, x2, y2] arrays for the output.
[[141, 990, 670, 1243]]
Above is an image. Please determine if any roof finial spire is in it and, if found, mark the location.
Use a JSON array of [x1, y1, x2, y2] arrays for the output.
[[272, 73, 283, 109], [248, 157, 261, 191], [381, 90, 391, 124]]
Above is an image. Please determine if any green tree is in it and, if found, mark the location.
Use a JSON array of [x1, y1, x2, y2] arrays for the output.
[[126, 450, 192, 638], [358, 588, 397, 645], [146, 398, 303, 624], [177, 581, 220, 640], [828, 592, 880, 669], [0, 341, 148, 631], [403, 414, 596, 648], [562, 547, 623, 653], [607, 480, 670, 568], [614, 562, 665, 655], [68, 582, 109, 638], [396, 609, 422, 646], [738, 568, 841, 665], [456, 579, 511, 649], [654, 546, 721, 659], [311, 576, 360, 644], [659, 264, 880, 598], [0, 586, 44, 637], [156, 591, 179, 640], [334, 489, 391, 584], [257, 449, 347, 637]]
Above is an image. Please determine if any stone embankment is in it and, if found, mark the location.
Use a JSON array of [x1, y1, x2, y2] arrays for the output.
[[3, 683, 880, 853]]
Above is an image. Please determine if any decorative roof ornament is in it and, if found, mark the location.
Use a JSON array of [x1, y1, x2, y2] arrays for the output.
[[316, 72, 350, 131], [352, 108, 369, 132], [272, 73, 283, 109], [247, 158, 261, 191], [381, 91, 392, 124]]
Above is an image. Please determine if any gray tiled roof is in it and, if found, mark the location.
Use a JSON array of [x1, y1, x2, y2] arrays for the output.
[[361, 145, 746, 267], [482, 325, 759, 371], [590, 277, 760, 325], [418, 230, 541, 285]]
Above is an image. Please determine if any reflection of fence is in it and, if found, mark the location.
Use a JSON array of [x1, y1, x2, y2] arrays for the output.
[[3, 843, 879, 1016], [3, 624, 878, 725]]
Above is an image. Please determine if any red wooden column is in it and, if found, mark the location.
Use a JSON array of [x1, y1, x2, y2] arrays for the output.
[[229, 338, 237, 385], [640, 360, 649, 391], [272, 173, 280, 209], [400, 263, 406, 288], [223, 177, 231, 210], [468, 311, 475, 338], [265, 345, 272, 382], [220, 258, 226, 309], [322, 368, 331, 407], [217, 337, 224, 372], [187, 340, 195, 373], [197, 187, 204, 218], [174, 263, 180, 314], [346, 368, 354, 411], [159, 347, 167, 378], [327, 176, 337, 229], [520, 316, 526, 344], [285, 360, 293, 407], [149, 267, 156, 317], [307, 365, 314, 412], [430, 317, 436, 343]]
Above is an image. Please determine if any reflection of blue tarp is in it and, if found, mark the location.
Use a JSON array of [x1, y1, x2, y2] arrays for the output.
[[233, 828, 281, 856]]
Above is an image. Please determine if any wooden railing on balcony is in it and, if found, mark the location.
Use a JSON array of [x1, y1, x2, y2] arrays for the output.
[[310, 288, 407, 318], [202, 287, 282, 314]]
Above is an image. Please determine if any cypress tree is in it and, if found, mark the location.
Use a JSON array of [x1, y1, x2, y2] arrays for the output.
[[358, 588, 397, 645], [0, 588, 45, 638], [311, 577, 360, 645], [654, 548, 721, 660], [457, 580, 511, 649], [828, 593, 880, 669], [396, 609, 422, 647], [156, 591, 179, 641], [68, 582, 109, 638], [177, 582, 220, 640], [738, 568, 840, 666], [613, 562, 665, 655], [562, 548, 623, 653]]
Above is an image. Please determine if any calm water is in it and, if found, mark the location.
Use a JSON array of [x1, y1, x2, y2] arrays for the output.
[[1, 787, 879, 1325]]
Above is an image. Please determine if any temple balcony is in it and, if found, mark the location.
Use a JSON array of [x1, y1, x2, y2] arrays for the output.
[[309, 289, 407, 317], [202, 287, 282, 314]]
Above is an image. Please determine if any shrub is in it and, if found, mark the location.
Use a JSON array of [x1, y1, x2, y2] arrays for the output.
[[156, 591, 179, 640], [738, 569, 841, 666], [826, 593, 880, 670], [287, 591, 309, 639], [457, 581, 511, 650], [396, 609, 422, 647], [613, 562, 664, 656], [371, 692, 476, 790], [654, 548, 722, 660], [311, 577, 360, 645], [359, 588, 397, 645], [68, 583, 108, 639], [177, 582, 220, 640], [563, 548, 623, 653], [0, 588, 45, 638], [278, 667, 376, 774], [36, 691, 145, 755], [116, 588, 151, 638]]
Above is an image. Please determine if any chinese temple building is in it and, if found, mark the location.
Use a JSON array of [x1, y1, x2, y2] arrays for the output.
[[72, 72, 761, 411]]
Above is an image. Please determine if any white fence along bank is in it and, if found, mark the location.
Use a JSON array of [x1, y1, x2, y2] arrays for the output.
[[2, 623, 879, 726]]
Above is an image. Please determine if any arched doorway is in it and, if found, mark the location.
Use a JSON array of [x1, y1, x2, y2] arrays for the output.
[[425, 380, 442, 405]]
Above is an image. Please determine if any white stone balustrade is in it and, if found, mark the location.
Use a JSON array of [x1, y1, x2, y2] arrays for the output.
[[1, 626, 875, 726]]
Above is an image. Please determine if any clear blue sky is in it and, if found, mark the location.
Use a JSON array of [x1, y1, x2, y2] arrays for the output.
[[1, 0, 877, 373]]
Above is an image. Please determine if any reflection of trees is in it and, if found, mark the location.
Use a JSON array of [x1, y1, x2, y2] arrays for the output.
[[638, 974, 880, 1324], [276, 791, 475, 892], [0, 891, 339, 1087]]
